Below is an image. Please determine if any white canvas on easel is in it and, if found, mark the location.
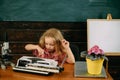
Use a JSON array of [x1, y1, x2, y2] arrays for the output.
[[87, 19, 120, 55]]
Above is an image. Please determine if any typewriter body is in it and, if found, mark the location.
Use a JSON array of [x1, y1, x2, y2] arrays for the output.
[[13, 56, 64, 75]]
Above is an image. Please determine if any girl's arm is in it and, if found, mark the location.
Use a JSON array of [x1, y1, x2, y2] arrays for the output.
[[61, 40, 75, 63], [25, 44, 44, 54]]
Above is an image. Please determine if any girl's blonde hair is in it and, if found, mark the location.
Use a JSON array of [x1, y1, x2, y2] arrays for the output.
[[39, 28, 64, 54]]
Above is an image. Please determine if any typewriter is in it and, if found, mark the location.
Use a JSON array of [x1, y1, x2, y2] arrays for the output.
[[13, 56, 66, 75]]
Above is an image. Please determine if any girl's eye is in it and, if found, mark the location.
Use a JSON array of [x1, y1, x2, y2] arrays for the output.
[[50, 44, 54, 46], [45, 43, 54, 46], [45, 43, 48, 45]]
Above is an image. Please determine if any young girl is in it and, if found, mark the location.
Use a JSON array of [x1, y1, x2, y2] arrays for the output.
[[25, 28, 75, 63]]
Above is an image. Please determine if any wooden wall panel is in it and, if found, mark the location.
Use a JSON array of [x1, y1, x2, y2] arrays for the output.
[[0, 21, 87, 54]]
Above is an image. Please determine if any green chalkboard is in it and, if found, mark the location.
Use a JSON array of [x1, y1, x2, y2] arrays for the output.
[[0, 0, 120, 22]]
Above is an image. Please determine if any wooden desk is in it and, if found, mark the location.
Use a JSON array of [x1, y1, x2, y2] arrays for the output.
[[0, 63, 113, 80]]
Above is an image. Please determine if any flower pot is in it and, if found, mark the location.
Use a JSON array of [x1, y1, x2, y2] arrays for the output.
[[86, 58, 104, 74]]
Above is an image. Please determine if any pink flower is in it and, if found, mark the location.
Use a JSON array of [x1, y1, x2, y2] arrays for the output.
[[88, 45, 104, 55]]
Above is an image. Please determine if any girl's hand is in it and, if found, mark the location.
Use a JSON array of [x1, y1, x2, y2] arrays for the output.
[[36, 45, 44, 55], [61, 39, 70, 49]]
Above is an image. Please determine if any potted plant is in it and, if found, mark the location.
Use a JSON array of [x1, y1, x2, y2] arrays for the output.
[[81, 45, 108, 74]]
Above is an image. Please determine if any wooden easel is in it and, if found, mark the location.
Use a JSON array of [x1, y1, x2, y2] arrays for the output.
[[105, 13, 112, 72], [107, 13, 112, 20]]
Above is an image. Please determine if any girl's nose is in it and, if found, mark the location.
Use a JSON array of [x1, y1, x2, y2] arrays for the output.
[[47, 45, 51, 48]]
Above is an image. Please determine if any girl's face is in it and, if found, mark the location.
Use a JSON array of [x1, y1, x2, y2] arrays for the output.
[[45, 37, 55, 53]]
